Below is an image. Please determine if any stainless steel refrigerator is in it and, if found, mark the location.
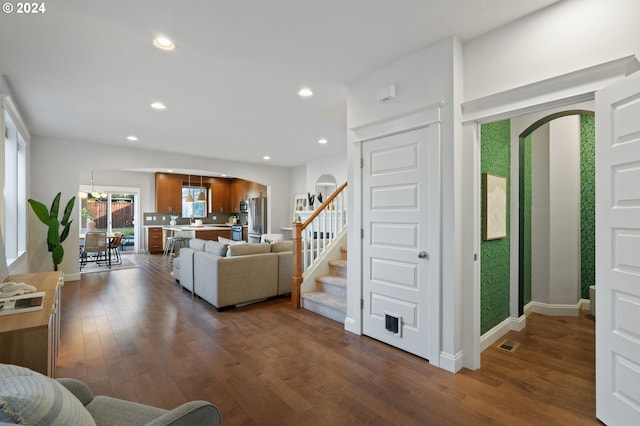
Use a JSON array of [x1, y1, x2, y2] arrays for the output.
[[247, 197, 267, 243]]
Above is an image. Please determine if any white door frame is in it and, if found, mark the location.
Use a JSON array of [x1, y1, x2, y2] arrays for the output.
[[460, 56, 638, 370]]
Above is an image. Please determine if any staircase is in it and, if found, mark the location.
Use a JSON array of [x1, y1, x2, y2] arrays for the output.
[[302, 245, 347, 323]]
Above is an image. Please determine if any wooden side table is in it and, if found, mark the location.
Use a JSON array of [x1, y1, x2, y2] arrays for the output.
[[0, 271, 63, 377]]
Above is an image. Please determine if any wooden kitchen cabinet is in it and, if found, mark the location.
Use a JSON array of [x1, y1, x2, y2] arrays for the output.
[[155, 172, 184, 214], [147, 227, 163, 253], [0, 271, 63, 378], [210, 178, 232, 213]]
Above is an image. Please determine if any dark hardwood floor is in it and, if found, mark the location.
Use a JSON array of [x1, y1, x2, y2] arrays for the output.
[[57, 253, 598, 425]]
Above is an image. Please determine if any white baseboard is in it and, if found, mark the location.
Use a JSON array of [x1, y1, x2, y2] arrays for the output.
[[579, 298, 591, 311], [480, 315, 526, 352], [439, 350, 463, 373], [344, 317, 360, 335], [528, 301, 580, 316], [65, 272, 80, 282]]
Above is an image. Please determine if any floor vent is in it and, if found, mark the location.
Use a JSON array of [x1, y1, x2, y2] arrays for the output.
[[497, 339, 520, 352]]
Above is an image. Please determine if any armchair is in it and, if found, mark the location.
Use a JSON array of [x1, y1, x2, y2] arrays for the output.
[[0, 363, 222, 426], [57, 378, 222, 426]]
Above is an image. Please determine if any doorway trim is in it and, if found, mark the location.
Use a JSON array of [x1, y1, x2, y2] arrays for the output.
[[460, 56, 639, 370]]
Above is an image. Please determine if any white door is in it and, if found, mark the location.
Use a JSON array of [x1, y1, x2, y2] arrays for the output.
[[362, 125, 440, 359], [595, 69, 640, 425]]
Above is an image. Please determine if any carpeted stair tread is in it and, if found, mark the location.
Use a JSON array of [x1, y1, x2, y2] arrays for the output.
[[316, 274, 347, 287], [328, 259, 347, 277], [302, 292, 347, 323]]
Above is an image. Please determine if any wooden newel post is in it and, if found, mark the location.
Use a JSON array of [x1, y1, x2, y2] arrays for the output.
[[292, 220, 303, 308]]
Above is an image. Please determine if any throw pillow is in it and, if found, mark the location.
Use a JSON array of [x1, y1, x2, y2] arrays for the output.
[[218, 236, 245, 246], [189, 238, 206, 251], [0, 363, 96, 425], [204, 240, 228, 257]]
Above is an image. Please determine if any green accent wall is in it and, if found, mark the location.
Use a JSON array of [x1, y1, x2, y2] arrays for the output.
[[580, 114, 596, 299], [480, 120, 511, 335]]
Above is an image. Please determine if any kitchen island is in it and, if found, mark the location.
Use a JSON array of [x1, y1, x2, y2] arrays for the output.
[[163, 225, 233, 242]]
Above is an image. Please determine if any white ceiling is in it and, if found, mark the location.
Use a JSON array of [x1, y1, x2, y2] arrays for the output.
[[0, 0, 559, 167]]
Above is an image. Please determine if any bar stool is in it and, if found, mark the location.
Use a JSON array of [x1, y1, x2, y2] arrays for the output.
[[163, 232, 189, 259]]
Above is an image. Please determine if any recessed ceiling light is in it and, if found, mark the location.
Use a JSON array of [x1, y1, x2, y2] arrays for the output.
[[150, 102, 167, 110], [318, 138, 328, 144], [153, 36, 175, 51], [263, 156, 271, 160], [126, 135, 138, 142], [298, 88, 313, 97]]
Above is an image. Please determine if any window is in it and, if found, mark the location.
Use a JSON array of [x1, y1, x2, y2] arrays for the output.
[[3, 98, 28, 266], [182, 186, 206, 218]]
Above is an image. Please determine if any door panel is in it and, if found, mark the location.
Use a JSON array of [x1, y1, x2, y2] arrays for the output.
[[595, 70, 640, 425], [362, 126, 440, 359]]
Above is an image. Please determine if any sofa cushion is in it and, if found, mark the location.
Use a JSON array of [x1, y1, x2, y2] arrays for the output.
[[271, 240, 293, 253], [204, 240, 228, 257], [227, 243, 271, 257], [189, 238, 207, 251], [0, 363, 96, 425], [218, 236, 245, 246]]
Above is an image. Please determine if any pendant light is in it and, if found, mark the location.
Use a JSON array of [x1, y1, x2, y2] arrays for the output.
[[89, 171, 107, 199], [185, 174, 194, 203], [197, 175, 206, 202]]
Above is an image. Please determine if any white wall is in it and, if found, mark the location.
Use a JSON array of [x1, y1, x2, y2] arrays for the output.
[[531, 122, 551, 304], [29, 137, 294, 278], [464, 0, 640, 102], [548, 116, 581, 304], [305, 151, 347, 194]]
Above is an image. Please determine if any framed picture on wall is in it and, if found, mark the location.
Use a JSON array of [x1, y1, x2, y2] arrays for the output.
[[294, 193, 307, 212], [483, 173, 507, 240]]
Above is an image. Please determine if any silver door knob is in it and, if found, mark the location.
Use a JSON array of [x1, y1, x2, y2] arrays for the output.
[[418, 251, 428, 259]]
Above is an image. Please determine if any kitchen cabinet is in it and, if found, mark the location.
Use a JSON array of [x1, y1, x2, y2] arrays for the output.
[[210, 178, 232, 213], [154, 172, 265, 215], [155, 172, 184, 214], [0, 271, 63, 377], [147, 227, 163, 253], [231, 179, 266, 211]]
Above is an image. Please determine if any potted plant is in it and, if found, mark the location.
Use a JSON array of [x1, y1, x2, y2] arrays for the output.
[[82, 207, 95, 231], [28, 192, 76, 271], [307, 192, 315, 209], [317, 192, 323, 204]]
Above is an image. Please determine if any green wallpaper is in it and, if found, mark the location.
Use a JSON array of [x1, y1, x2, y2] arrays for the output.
[[480, 120, 511, 335], [580, 114, 595, 299]]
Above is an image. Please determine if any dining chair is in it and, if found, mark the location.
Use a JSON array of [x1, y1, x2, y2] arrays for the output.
[[81, 232, 108, 269], [109, 233, 123, 265]]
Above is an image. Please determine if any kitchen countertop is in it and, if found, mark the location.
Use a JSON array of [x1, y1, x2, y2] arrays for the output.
[[163, 225, 234, 231]]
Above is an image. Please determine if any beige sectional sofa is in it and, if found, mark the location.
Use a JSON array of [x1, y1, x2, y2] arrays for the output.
[[173, 239, 292, 310]]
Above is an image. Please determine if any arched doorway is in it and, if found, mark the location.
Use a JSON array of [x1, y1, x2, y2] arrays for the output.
[[517, 110, 595, 316]]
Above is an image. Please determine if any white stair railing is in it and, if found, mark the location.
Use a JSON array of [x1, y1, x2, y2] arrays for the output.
[[291, 182, 347, 308]]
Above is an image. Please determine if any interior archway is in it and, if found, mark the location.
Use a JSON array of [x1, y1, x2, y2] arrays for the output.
[[517, 110, 595, 316]]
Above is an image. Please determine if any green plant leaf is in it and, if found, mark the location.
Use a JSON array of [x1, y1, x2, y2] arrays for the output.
[[61, 196, 75, 226], [52, 244, 64, 267], [28, 199, 50, 225], [48, 218, 61, 246], [60, 222, 72, 243], [49, 192, 61, 220]]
